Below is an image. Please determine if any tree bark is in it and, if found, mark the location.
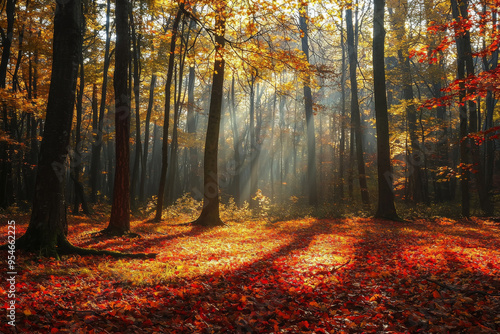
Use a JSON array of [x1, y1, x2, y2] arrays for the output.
[[15, 0, 82, 256], [191, 1, 227, 227], [460, 0, 492, 215], [139, 74, 156, 203], [373, 0, 399, 220], [229, 76, 242, 204], [299, 2, 318, 206], [337, 11, 347, 201], [388, 2, 426, 204], [130, 9, 142, 210], [155, 4, 183, 221], [249, 74, 258, 207], [105, 0, 131, 235], [346, 4, 370, 205], [187, 61, 199, 197], [0, 0, 16, 88], [90, 0, 111, 203], [451, 0, 470, 217], [72, 55, 89, 215]]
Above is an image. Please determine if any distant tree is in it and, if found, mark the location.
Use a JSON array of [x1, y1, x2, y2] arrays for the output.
[[346, 2, 370, 205], [373, 0, 399, 220], [191, 0, 227, 227], [155, 4, 184, 222], [388, 0, 427, 204], [90, 0, 111, 204], [451, 0, 470, 217], [299, 2, 318, 206]]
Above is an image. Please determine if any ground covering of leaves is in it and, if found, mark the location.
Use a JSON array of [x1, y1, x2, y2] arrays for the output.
[[1, 215, 499, 333]]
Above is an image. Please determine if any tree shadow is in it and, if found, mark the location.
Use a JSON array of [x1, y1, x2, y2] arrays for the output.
[[73, 224, 210, 253], [342, 219, 500, 332]]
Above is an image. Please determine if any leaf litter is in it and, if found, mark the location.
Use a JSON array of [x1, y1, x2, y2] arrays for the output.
[[1, 216, 499, 333]]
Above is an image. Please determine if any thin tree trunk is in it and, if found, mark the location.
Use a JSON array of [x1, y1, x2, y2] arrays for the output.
[[90, 0, 111, 203], [483, 8, 498, 211], [72, 54, 89, 215], [229, 75, 242, 204], [451, 0, 470, 217], [459, 0, 492, 215], [249, 74, 258, 206], [388, 3, 426, 204], [299, 2, 318, 206], [130, 9, 142, 211], [155, 4, 183, 221], [338, 11, 346, 201], [187, 61, 199, 197], [346, 4, 370, 205], [139, 74, 156, 203]]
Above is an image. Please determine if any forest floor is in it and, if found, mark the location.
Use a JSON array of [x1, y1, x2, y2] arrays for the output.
[[1, 213, 499, 333]]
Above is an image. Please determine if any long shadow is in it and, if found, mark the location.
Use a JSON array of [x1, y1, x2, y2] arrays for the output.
[[151, 219, 343, 333], [13, 219, 342, 333], [343, 219, 500, 333], [73, 225, 209, 253]]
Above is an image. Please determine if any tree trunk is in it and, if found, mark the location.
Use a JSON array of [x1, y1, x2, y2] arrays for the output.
[[451, 0, 470, 217], [155, 4, 183, 221], [191, 1, 226, 227], [249, 74, 258, 207], [0, 0, 16, 88], [388, 2, 426, 204], [72, 55, 89, 215], [299, 2, 318, 206], [346, 4, 370, 205], [229, 75, 242, 204], [0, 0, 16, 209], [90, 0, 111, 203], [460, 0, 493, 215], [16, 0, 83, 256], [424, 0, 451, 202], [130, 9, 142, 211], [482, 7, 498, 213], [337, 11, 346, 201], [187, 63, 200, 196], [105, 0, 131, 235], [139, 74, 156, 203], [373, 0, 399, 220]]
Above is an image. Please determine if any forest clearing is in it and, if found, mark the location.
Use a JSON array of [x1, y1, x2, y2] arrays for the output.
[[1, 209, 500, 333]]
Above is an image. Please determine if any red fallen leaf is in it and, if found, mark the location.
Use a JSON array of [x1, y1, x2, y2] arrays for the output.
[[433, 290, 441, 299], [299, 320, 310, 328]]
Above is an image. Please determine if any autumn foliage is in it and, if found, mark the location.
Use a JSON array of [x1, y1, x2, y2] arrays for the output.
[[1, 214, 499, 333]]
